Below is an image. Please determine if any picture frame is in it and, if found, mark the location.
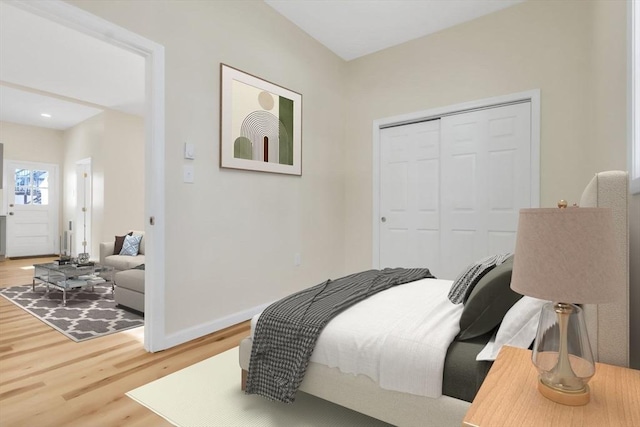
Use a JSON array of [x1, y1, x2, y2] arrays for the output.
[[220, 64, 302, 175]]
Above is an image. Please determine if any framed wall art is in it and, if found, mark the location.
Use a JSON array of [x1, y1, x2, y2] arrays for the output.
[[220, 64, 302, 175]]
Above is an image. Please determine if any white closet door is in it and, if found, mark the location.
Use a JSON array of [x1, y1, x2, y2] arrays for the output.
[[379, 120, 441, 269], [440, 102, 531, 279]]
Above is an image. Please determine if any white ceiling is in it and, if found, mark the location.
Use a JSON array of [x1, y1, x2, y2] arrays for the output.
[[0, 2, 145, 131], [265, 0, 525, 61], [0, 0, 523, 131], [0, 85, 104, 130]]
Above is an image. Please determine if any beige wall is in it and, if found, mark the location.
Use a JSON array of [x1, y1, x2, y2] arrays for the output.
[[342, 0, 636, 365], [631, 195, 640, 369], [63, 113, 104, 257], [101, 110, 145, 240], [0, 121, 64, 223], [591, 0, 628, 174], [0, 121, 64, 162], [62, 111, 144, 258], [343, 0, 628, 272], [68, 0, 636, 356], [70, 0, 347, 336]]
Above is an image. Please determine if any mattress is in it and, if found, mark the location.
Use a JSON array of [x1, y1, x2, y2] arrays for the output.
[[242, 330, 493, 404], [442, 332, 494, 402], [250, 278, 466, 398]]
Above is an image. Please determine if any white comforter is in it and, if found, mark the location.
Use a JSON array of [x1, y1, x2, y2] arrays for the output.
[[251, 278, 463, 398]]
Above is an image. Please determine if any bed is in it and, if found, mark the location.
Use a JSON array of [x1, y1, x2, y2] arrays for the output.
[[238, 170, 630, 427]]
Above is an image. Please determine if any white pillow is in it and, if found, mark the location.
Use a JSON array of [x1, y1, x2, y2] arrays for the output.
[[476, 296, 548, 361]]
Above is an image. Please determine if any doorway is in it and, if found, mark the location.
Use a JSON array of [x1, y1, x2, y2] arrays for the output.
[[9, 0, 166, 352]]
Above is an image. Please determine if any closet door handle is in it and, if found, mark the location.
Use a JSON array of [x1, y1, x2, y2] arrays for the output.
[[381, 217, 387, 223]]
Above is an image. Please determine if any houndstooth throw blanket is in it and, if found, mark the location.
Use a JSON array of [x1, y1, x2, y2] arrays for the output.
[[245, 267, 435, 403]]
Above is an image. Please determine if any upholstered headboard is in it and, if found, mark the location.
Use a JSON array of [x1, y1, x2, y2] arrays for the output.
[[579, 171, 629, 367]]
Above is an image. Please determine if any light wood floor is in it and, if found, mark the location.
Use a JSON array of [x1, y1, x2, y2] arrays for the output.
[[0, 257, 250, 426]]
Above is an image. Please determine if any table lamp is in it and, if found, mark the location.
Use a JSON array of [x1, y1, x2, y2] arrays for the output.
[[510, 203, 622, 406]]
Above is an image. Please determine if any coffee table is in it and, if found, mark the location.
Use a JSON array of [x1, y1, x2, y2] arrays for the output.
[[32, 262, 115, 306]]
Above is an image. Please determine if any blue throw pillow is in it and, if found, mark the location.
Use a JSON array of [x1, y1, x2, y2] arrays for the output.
[[120, 234, 142, 256]]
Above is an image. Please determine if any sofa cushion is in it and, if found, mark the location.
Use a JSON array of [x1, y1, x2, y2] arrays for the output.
[[115, 269, 145, 294], [104, 254, 146, 271]]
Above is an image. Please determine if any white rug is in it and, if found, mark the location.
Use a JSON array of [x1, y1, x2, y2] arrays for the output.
[[127, 347, 392, 427]]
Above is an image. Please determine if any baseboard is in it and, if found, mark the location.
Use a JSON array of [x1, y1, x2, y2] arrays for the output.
[[161, 302, 272, 349], [7, 254, 58, 260], [116, 304, 145, 318]]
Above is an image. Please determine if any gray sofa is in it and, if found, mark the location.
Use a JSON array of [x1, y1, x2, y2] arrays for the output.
[[99, 231, 145, 313]]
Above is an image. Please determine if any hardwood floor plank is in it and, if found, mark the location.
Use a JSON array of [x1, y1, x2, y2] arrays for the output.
[[0, 339, 68, 362], [0, 257, 252, 426], [0, 341, 140, 387], [0, 381, 46, 400]]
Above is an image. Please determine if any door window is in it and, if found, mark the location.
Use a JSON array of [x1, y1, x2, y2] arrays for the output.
[[14, 169, 49, 205]]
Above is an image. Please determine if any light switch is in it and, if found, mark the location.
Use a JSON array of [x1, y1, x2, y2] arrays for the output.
[[184, 143, 195, 160], [183, 165, 195, 183]]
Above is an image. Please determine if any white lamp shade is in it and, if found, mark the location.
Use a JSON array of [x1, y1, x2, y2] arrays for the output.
[[511, 208, 623, 304]]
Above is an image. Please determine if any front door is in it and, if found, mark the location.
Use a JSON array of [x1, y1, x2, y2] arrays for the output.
[[4, 160, 59, 257]]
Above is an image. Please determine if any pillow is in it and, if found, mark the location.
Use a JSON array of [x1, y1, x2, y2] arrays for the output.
[[458, 256, 523, 340], [448, 253, 512, 304], [119, 234, 142, 256], [113, 232, 133, 255], [476, 296, 548, 361]]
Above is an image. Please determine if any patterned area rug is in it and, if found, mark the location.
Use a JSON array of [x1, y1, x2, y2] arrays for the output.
[[0, 284, 144, 342]]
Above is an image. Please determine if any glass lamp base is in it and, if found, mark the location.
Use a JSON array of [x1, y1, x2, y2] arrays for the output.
[[532, 302, 596, 406], [538, 378, 590, 406]]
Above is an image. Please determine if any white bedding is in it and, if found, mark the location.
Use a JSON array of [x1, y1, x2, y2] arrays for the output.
[[250, 278, 463, 398]]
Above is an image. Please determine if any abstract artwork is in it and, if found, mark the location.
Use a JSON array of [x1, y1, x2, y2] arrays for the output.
[[220, 64, 302, 175]]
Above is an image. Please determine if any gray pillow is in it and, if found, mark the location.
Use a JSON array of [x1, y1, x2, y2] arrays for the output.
[[457, 256, 523, 340]]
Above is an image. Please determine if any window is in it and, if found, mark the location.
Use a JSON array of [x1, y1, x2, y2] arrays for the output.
[[631, 0, 640, 194], [14, 169, 49, 205]]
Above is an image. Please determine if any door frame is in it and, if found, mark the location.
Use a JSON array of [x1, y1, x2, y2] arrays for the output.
[[3, 159, 59, 257], [372, 89, 541, 268], [11, 0, 167, 352], [75, 158, 92, 258]]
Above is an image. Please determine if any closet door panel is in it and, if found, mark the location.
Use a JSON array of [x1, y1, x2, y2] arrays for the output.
[[380, 120, 441, 269], [441, 112, 488, 279], [486, 103, 531, 234], [440, 102, 531, 279]]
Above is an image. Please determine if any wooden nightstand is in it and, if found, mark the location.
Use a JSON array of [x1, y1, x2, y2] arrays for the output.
[[462, 345, 640, 427]]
